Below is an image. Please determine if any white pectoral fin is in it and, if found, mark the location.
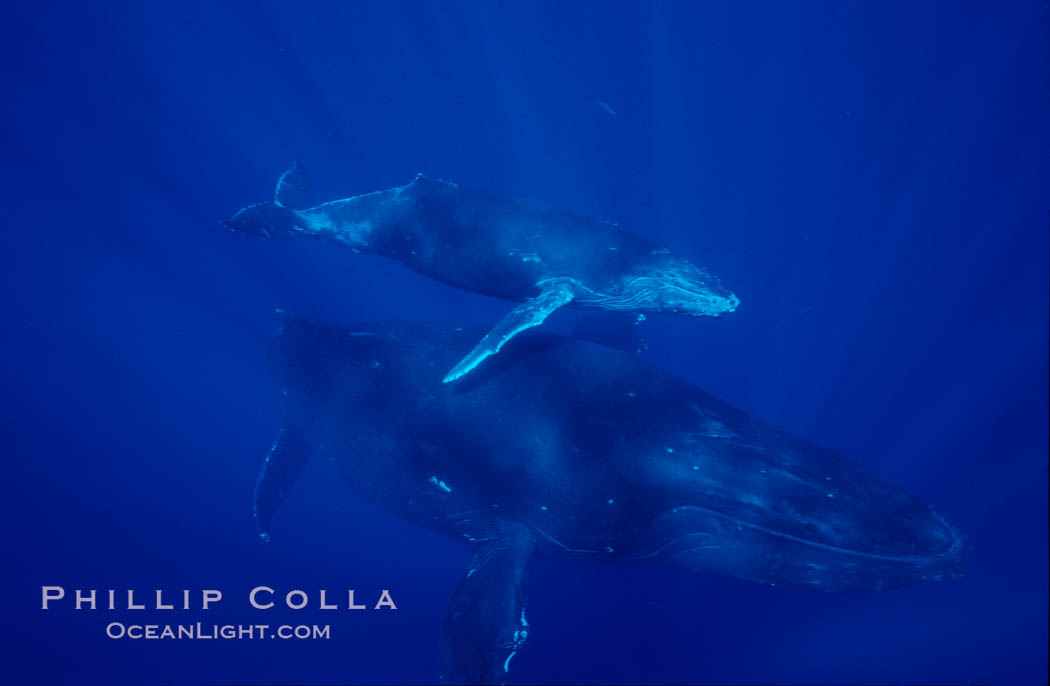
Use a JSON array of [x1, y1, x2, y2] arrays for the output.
[[442, 282, 575, 383]]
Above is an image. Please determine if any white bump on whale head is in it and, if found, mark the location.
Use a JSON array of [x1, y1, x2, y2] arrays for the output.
[[598, 255, 739, 317]]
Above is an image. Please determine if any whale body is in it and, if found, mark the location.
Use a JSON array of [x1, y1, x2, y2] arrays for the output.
[[255, 317, 967, 684], [226, 165, 738, 382]]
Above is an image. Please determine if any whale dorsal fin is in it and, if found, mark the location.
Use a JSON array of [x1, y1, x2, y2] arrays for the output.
[[442, 280, 576, 383], [253, 420, 312, 540], [274, 162, 317, 210], [440, 515, 535, 684]]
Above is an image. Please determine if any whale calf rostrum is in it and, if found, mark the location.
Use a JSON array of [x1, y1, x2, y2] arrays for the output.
[[225, 164, 739, 382]]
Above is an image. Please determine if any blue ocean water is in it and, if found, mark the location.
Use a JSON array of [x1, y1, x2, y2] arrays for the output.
[[2, 1, 1047, 684]]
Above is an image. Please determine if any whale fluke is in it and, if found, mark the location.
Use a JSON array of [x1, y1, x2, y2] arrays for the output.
[[223, 202, 306, 240], [274, 161, 317, 210]]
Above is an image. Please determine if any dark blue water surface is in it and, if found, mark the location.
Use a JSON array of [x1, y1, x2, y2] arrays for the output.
[[3, 2, 1047, 684]]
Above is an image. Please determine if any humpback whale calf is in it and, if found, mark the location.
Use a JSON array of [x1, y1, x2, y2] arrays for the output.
[[225, 165, 739, 382], [256, 317, 967, 684]]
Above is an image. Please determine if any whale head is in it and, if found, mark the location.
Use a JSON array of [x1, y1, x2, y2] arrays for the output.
[[599, 252, 739, 317]]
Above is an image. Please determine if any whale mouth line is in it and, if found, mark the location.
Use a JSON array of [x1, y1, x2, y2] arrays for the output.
[[629, 505, 967, 565], [497, 506, 965, 567], [518, 505, 965, 565]]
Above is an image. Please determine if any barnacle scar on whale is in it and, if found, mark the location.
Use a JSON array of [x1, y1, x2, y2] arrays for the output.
[[225, 163, 738, 381]]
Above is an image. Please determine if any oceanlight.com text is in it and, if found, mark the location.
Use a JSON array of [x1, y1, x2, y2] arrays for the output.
[[105, 622, 331, 640]]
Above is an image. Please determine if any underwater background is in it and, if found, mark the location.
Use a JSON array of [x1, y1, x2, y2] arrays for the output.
[[2, 1, 1047, 684]]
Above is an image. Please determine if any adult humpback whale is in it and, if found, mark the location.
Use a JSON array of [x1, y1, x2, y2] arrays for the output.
[[225, 164, 739, 382], [256, 317, 967, 684]]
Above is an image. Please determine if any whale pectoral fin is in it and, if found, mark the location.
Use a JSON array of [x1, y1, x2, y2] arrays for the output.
[[253, 420, 312, 540], [442, 282, 575, 383], [440, 518, 535, 684], [274, 161, 317, 209]]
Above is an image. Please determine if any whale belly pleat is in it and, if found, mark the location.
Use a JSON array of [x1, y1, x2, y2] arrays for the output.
[[628, 504, 967, 592]]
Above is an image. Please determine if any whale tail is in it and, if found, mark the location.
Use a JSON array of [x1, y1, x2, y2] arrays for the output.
[[224, 162, 318, 239], [223, 202, 306, 240]]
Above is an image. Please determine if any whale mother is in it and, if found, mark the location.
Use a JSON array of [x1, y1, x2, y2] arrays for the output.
[[257, 317, 967, 684], [225, 165, 739, 382]]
